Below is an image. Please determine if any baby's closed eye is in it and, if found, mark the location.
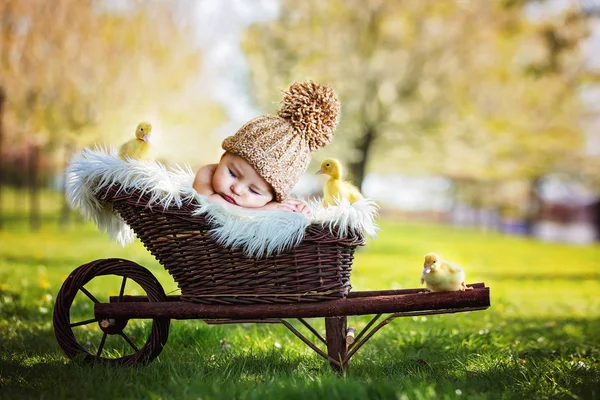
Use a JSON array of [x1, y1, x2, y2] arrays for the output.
[[228, 168, 237, 178]]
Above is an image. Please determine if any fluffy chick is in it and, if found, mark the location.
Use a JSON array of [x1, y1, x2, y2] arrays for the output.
[[420, 252, 471, 292], [316, 158, 364, 207], [119, 122, 153, 161]]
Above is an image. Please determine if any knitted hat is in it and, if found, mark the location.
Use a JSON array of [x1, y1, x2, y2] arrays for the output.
[[222, 80, 341, 201]]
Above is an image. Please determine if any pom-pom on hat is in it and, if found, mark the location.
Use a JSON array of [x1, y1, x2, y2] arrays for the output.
[[222, 80, 340, 201]]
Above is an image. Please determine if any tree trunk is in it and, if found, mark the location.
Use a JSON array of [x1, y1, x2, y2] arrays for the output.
[[0, 87, 5, 230], [524, 176, 543, 236], [347, 125, 376, 190], [14, 155, 25, 211], [29, 144, 41, 231], [59, 142, 74, 227]]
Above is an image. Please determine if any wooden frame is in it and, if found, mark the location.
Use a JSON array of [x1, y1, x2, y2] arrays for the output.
[[94, 283, 490, 371]]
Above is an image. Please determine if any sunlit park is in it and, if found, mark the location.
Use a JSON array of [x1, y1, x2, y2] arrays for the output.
[[2, 0, 600, 399]]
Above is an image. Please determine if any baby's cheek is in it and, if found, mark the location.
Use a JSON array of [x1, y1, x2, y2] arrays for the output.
[[212, 175, 225, 192], [259, 197, 272, 207]]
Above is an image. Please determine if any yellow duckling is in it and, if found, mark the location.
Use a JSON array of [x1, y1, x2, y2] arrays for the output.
[[420, 252, 472, 292], [119, 122, 153, 161], [316, 158, 364, 207]]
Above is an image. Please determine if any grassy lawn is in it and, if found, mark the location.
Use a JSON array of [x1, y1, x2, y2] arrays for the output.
[[1, 189, 599, 399]]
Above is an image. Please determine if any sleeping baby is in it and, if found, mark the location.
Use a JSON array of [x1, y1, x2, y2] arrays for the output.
[[193, 80, 341, 216]]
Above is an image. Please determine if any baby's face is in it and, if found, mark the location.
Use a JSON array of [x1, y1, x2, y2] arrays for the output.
[[212, 152, 274, 208]]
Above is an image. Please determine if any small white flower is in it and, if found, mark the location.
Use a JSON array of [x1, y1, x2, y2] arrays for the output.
[[455, 389, 462, 395], [575, 361, 590, 370], [274, 342, 282, 349]]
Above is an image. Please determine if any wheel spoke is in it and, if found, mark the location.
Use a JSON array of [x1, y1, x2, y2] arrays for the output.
[[54, 260, 170, 365], [118, 277, 127, 301], [80, 286, 100, 304], [70, 317, 98, 328], [120, 332, 139, 352], [96, 332, 108, 357]]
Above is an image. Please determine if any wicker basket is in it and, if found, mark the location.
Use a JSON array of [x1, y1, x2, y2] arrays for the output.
[[100, 185, 365, 305]]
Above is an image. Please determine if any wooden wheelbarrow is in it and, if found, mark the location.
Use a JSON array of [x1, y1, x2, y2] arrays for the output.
[[53, 186, 490, 371]]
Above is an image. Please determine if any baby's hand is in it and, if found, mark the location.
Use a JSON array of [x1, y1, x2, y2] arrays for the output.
[[271, 199, 312, 216], [291, 200, 311, 216]]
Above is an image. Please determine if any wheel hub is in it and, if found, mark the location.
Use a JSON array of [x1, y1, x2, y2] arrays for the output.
[[98, 318, 129, 334]]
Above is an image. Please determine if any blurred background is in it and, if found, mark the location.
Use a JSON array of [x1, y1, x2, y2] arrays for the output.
[[1, 0, 600, 244]]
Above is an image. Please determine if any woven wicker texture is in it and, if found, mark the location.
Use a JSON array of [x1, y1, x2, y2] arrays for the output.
[[101, 186, 365, 304], [53, 258, 170, 365]]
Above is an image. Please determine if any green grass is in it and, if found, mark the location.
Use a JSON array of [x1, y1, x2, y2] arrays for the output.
[[1, 190, 599, 399]]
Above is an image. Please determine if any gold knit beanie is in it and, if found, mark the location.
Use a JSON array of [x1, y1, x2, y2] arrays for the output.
[[222, 80, 341, 201]]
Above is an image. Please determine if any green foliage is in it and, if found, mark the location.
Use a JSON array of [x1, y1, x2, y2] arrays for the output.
[[0, 1, 225, 172], [242, 0, 592, 185], [1, 198, 599, 399]]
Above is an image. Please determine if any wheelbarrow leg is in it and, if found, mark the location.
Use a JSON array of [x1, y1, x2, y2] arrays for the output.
[[325, 316, 348, 372]]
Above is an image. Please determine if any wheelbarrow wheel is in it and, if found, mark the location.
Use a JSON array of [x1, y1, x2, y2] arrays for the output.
[[53, 258, 170, 366]]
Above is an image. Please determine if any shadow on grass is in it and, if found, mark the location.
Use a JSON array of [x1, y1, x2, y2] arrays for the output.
[[0, 358, 67, 399], [1, 254, 93, 268], [0, 254, 161, 269], [2, 304, 600, 399], [481, 272, 600, 282]]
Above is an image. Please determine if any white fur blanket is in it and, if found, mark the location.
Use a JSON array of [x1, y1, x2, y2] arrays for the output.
[[66, 147, 378, 258]]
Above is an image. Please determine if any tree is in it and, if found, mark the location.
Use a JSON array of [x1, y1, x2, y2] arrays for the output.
[[0, 88, 4, 229], [241, 0, 590, 194], [0, 0, 226, 229]]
